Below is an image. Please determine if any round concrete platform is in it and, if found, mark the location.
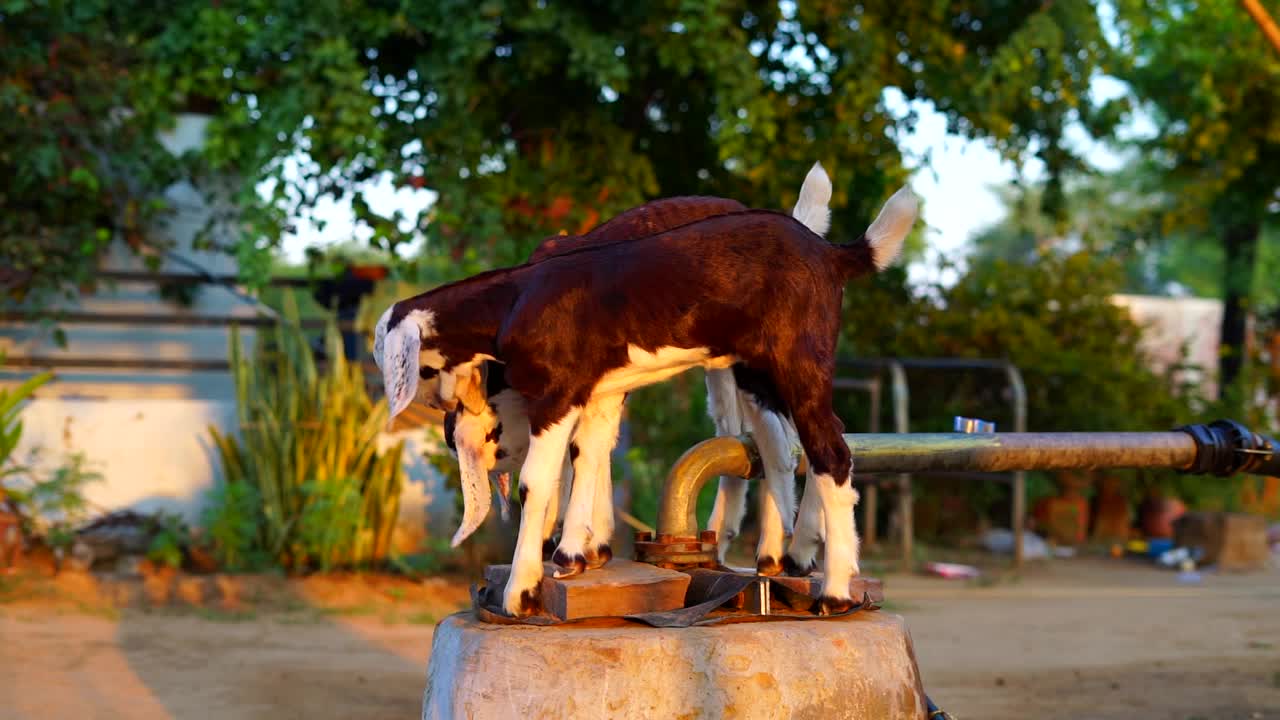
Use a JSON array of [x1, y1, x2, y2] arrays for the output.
[[423, 611, 927, 719]]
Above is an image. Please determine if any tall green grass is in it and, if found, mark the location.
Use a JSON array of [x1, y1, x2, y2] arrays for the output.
[[207, 295, 405, 571]]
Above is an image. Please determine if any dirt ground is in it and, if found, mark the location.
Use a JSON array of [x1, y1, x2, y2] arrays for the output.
[[1, 556, 1277, 720]]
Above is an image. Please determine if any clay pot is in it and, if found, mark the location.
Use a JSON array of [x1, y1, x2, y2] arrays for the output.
[[186, 545, 220, 574], [1140, 495, 1187, 539], [1091, 476, 1132, 543], [349, 264, 389, 281]]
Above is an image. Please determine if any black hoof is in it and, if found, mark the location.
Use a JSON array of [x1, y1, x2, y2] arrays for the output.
[[816, 595, 855, 616], [552, 548, 587, 578], [585, 544, 612, 569], [516, 587, 541, 616], [542, 538, 557, 560], [782, 554, 816, 577], [756, 555, 783, 576]]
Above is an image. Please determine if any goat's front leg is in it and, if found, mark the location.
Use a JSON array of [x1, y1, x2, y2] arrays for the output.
[[587, 393, 625, 568], [503, 409, 580, 617], [553, 393, 624, 576]]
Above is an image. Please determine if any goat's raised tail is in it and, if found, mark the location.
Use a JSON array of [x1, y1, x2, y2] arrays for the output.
[[834, 185, 919, 278]]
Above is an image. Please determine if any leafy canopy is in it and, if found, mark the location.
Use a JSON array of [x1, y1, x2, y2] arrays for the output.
[[2, 1, 1114, 295]]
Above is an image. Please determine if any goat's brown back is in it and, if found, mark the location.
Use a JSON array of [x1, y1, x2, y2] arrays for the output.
[[529, 196, 746, 262]]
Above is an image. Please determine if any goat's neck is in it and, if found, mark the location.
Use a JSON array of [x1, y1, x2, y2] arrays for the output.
[[421, 275, 518, 364]]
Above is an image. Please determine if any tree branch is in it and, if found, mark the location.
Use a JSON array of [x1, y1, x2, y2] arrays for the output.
[[1241, 0, 1280, 57]]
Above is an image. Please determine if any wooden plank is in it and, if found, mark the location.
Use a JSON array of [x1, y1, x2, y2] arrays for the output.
[[0, 310, 349, 330], [484, 560, 691, 620], [97, 270, 315, 287], [0, 356, 232, 372]]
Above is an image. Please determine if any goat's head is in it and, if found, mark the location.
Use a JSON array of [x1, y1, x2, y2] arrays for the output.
[[375, 302, 503, 547], [374, 303, 489, 425]]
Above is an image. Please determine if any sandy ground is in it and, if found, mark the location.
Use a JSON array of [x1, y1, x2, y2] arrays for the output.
[[1, 557, 1277, 720]]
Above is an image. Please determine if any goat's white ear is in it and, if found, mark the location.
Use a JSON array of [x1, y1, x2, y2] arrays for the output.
[[381, 320, 420, 427], [865, 186, 919, 270]]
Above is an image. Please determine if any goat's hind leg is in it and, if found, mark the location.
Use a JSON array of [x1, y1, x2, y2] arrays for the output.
[[784, 467, 825, 576], [740, 397, 798, 576], [704, 368, 747, 562], [776, 375, 861, 615]]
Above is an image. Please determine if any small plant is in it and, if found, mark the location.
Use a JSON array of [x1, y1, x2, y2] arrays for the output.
[[0, 360, 52, 484], [294, 477, 363, 572], [206, 294, 405, 571], [145, 511, 192, 569], [4, 452, 102, 567], [201, 477, 266, 572]]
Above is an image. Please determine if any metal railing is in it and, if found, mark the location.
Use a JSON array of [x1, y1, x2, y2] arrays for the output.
[[836, 358, 1028, 567]]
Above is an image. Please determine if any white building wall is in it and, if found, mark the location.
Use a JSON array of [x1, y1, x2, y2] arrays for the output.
[[1111, 294, 1223, 399], [1, 115, 451, 539]]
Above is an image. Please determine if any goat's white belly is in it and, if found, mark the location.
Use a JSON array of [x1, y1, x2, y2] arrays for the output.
[[592, 345, 735, 397]]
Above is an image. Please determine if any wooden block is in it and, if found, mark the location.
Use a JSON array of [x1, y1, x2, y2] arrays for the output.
[[483, 560, 692, 620], [728, 567, 885, 604], [1174, 511, 1270, 571]]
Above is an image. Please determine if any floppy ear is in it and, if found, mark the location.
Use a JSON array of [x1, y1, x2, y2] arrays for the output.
[[458, 363, 489, 416], [381, 320, 420, 427], [450, 417, 493, 548]]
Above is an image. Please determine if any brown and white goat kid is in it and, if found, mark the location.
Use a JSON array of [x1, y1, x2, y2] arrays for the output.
[[375, 185, 917, 616], [442, 166, 834, 578], [440, 194, 751, 572]]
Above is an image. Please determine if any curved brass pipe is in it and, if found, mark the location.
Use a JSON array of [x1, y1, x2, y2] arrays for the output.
[[655, 435, 760, 539]]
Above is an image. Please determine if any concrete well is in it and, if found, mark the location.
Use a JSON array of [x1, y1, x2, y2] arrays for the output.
[[423, 610, 927, 719]]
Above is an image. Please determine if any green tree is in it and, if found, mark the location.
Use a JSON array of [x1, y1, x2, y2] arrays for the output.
[[3, 1, 1117, 294], [0, 0, 181, 306], [1111, 0, 1280, 395], [839, 251, 1198, 433]]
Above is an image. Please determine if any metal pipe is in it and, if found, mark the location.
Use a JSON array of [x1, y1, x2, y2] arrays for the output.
[[864, 377, 881, 546], [1005, 363, 1029, 568], [888, 361, 913, 570], [655, 427, 1279, 538], [657, 436, 758, 539]]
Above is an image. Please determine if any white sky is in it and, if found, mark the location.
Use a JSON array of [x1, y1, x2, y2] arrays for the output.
[[277, 80, 1136, 288]]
